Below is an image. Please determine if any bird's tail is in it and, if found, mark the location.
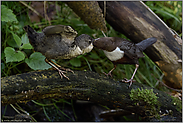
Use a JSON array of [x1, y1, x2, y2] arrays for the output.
[[136, 37, 157, 51], [23, 25, 38, 45]]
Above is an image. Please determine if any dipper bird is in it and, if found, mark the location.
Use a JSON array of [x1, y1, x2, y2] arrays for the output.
[[93, 37, 157, 87], [24, 25, 94, 80]]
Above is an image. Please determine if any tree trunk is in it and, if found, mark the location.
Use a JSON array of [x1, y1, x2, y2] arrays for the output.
[[98, 1, 182, 89], [1, 70, 182, 121]]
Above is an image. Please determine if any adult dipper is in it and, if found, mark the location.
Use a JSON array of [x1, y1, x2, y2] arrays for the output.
[[93, 37, 157, 87], [24, 25, 94, 80]]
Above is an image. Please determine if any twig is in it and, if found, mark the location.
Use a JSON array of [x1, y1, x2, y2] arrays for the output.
[[103, 1, 106, 19], [10, 104, 20, 114], [19, 1, 43, 18], [101, 31, 107, 37], [44, 1, 51, 25], [151, 73, 182, 92]]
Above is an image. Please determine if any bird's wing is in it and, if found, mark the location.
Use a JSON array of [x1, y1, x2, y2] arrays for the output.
[[43, 25, 78, 44], [42, 25, 77, 35], [118, 40, 138, 59]]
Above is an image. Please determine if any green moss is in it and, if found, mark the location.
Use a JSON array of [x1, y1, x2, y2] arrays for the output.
[[130, 87, 160, 117], [171, 96, 182, 113], [130, 88, 158, 105]]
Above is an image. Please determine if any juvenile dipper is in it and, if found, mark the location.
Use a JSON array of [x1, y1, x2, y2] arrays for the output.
[[24, 25, 94, 80]]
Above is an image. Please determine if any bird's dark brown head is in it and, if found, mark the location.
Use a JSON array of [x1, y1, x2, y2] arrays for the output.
[[94, 37, 116, 51]]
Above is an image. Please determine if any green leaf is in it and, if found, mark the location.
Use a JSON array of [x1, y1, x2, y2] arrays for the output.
[[89, 52, 100, 59], [1, 5, 18, 22], [69, 57, 81, 67], [4, 47, 25, 63], [21, 44, 33, 49], [77, 55, 84, 58], [20, 34, 33, 49], [156, 9, 180, 23], [25, 52, 52, 70], [21, 33, 29, 44], [11, 32, 22, 47], [7, 38, 19, 48]]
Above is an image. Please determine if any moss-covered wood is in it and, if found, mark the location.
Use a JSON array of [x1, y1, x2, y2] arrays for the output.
[[1, 70, 181, 121]]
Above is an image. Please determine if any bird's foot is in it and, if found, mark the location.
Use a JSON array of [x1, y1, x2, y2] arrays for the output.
[[57, 69, 70, 80], [45, 59, 74, 80], [102, 71, 113, 77], [57, 67, 74, 74], [122, 78, 136, 88], [65, 68, 74, 74], [102, 66, 116, 78], [57, 68, 75, 80]]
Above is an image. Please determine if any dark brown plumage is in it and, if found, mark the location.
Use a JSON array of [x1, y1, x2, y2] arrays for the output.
[[94, 37, 157, 87]]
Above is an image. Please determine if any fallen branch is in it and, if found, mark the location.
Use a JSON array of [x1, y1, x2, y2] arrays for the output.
[[1, 70, 181, 121], [98, 1, 182, 89]]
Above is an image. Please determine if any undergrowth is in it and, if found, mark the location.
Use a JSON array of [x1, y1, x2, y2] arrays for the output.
[[1, 1, 182, 122]]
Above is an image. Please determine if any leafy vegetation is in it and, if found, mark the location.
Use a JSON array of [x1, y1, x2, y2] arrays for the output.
[[1, 1, 182, 121], [171, 96, 182, 113], [145, 1, 182, 36]]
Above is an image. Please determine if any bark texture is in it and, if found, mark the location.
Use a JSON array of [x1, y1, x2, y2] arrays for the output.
[[1, 70, 182, 121], [65, 1, 107, 32], [97, 1, 182, 89]]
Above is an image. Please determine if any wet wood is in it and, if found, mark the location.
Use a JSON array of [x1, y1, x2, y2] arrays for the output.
[[97, 1, 182, 89], [1, 70, 181, 121]]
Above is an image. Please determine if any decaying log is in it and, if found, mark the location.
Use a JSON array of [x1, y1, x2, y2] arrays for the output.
[[65, 1, 107, 32], [98, 1, 182, 89], [1, 70, 182, 121]]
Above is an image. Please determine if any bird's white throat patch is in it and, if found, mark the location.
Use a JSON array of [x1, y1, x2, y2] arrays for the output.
[[103, 47, 124, 61], [82, 43, 93, 54], [63, 44, 93, 59]]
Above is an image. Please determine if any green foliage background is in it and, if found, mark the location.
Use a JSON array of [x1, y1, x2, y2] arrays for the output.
[[1, 1, 182, 122]]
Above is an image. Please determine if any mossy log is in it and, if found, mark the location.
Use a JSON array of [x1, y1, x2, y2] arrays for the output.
[[98, 1, 182, 89], [1, 70, 181, 121], [64, 1, 107, 32]]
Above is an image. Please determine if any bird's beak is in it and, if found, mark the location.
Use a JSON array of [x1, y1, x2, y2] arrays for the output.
[[94, 38, 100, 42]]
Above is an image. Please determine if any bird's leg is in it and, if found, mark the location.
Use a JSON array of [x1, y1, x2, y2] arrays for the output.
[[122, 64, 139, 88], [103, 65, 117, 77], [49, 59, 74, 74], [45, 58, 70, 80]]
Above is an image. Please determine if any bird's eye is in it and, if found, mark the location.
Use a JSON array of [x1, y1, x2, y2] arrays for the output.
[[70, 42, 75, 48], [89, 40, 92, 44]]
